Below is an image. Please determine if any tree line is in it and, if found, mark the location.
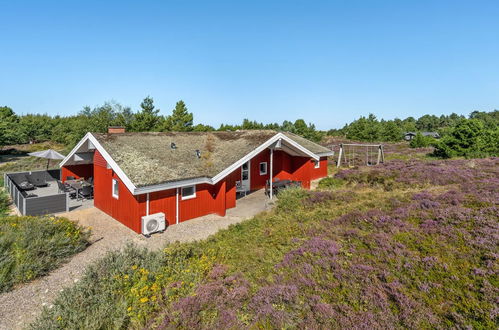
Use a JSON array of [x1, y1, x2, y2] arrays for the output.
[[0, 97, 322, 148], [327, 112, 498, 142], [1, 97, 497, 157]]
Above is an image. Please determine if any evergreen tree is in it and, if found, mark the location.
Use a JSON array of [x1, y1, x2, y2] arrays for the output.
[[433, 119, 498, 158], [0, 106, 20, 147], [114, 105, 135, 130], [409, 132, 433, 148], [161, 100, 193, 131], [131, 96, 161, 131], [381, 120, 403, 141]]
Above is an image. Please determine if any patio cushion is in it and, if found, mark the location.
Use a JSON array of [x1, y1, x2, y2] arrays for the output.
[[19, 181, 35, 190]]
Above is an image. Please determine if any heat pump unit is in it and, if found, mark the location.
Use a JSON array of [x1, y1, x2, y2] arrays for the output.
[[141, 212, 166, 236]]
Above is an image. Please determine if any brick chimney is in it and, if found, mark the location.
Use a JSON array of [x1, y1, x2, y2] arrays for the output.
[[108, 126, 126, 134]]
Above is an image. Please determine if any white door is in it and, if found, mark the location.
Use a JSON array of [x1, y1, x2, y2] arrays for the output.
[[241, 161, 250, 191]]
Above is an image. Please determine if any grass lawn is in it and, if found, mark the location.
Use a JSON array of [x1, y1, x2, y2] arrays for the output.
[[31, 156, 498, 329]]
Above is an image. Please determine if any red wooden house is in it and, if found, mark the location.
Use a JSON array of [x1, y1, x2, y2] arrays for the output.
[[60, 130, 332, 234]]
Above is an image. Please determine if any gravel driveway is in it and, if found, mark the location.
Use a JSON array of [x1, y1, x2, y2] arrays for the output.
[[0, 190, 272, 329]]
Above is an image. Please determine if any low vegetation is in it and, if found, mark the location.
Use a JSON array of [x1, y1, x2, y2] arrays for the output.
[[0, 186, 9, 216], [31, 155, 498, 328], [0, 216, 90, 293]]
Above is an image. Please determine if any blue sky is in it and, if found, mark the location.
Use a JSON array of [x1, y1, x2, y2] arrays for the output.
[[1, 0, 498, 129]]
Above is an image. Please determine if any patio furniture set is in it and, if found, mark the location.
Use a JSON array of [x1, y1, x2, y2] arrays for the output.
[[57, 176, 94, 201], [16, 172, 50, 197]]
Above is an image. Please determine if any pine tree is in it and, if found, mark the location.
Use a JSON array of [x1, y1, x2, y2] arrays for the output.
[[130, 96, 161, 132], [161, 100, 193, 131]]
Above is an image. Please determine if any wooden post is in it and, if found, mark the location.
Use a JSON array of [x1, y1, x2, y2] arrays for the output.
[[66, 192, 69, 212], [337, 144, 343, 167], [176, 188, 179, 224], [377, 146, 382, 165]]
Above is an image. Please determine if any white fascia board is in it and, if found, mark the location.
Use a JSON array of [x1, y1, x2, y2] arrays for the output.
[[86, 134, 137, 194], [211, 134, 281, 185], [277, 133, 320, 161], [316, 151, 334, 157], [59, 132, 92, 167], [59, 133, 138, 195], [133, 177, 211, 195]]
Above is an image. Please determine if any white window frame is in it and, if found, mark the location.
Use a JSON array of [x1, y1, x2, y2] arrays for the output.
[[181, 185, 196, 200], [314, 160, 320, 169], [112, 178, 119, 199], [259, 162, 268, 175]]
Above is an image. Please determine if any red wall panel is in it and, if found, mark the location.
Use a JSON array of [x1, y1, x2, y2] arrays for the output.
[[61, 164, 93, 182], [149, 189, 176, 226], [179, 182, 226, 221], [273, 150, 293, 181], [310, 157, 328, 180], [93, 150, 145, 233], [290, 156, 312, 189], [250, 149, 271, 190], [149, 180, 228, 226], [225, 168, 240, 209], [94, 150, 107, 168]]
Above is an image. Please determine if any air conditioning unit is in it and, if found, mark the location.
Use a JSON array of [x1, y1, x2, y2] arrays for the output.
[[141, 212, 166, 236]]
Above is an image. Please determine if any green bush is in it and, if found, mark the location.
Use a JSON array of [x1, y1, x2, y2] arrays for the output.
[[433, 119, 499, 158], [0, 216, 90, 292], [409, 132, 435, 148], [0, 187, 9, 216], [318, 177, 345, 189]]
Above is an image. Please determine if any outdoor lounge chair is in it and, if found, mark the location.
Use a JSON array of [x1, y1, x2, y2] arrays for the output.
[[18, 180, 35, 191], [27, 172, 48, 187], [78, 185, 93, 200]]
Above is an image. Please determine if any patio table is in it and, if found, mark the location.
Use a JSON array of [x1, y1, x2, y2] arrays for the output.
[[66, 180, 91, 200]]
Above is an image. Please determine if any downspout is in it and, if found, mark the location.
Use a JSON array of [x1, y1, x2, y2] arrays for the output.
[[176, 188, 179, 224], [146, 193, 150, 216], [270, 148, 273, 199]]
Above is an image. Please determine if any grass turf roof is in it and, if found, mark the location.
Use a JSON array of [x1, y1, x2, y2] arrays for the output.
[[93, 130, 330, 187]]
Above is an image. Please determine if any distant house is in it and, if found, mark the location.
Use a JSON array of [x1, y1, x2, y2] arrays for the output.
[[60, 130, 332, 234], [404, 132, 440, 141]]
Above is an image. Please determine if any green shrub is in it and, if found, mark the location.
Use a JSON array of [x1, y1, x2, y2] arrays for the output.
[[0, 187, 9, 216], [433, 119, 499, 158], [409, 132, 435, 148], [0, 216, 90, 292], [318, 177, 344, 189]]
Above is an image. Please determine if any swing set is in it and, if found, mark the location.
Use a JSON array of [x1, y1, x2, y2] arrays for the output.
[[336, 143, 385, 168]]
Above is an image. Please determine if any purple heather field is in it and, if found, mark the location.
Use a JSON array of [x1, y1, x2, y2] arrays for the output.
[[156, 157, 498, 329]]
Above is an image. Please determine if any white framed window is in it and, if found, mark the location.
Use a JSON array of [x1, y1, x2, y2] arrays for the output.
[[112, 178, 119, 199], [313, 160, 320, 169], [181, 185, 196, 200], [259, 162, 268, 175]]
